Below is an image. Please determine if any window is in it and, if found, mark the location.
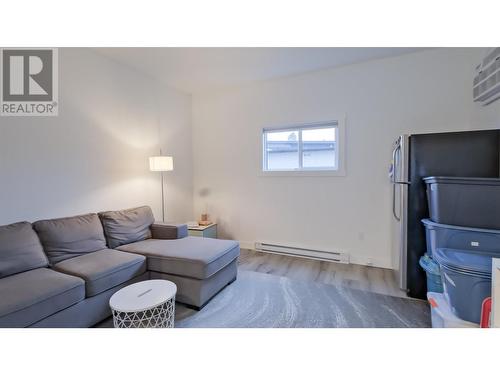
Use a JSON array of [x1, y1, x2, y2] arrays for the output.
[[262, 121, 342, 173]]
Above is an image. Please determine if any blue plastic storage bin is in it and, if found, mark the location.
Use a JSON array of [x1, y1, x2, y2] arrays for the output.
[[433, 248, 492, 324], [422, 219, 500, 257], [419, 254, 443, 293]]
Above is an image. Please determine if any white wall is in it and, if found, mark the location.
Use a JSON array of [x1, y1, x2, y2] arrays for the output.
[[192, 48, 500, 268], [471, 88, 500, 130], [0, 48, 193, 225]]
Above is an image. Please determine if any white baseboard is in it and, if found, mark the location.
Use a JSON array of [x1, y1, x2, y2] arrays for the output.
[[237, 240, 393, 270]]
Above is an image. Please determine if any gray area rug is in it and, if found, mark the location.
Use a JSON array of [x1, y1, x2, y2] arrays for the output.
[[174, 270, 430, 328]]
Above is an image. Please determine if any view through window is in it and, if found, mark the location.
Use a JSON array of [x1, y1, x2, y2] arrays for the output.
[[263, 122, 338, 171]]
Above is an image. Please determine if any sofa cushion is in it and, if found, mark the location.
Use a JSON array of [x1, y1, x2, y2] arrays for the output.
[[151, 223, 188, 240], [117, 237, 240, 280], [99, 206, 155, 248], [0, 268, 85, 327], [33, 213, 107, 264], [53, 249, 147, 297], [0, 222, 49, 278]]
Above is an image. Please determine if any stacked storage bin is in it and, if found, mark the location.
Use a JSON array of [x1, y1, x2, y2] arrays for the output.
[[427, 292, 478, 328], [422, 176, 500, 325]]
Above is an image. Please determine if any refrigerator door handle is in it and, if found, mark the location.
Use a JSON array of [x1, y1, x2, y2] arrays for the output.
[[390, 141, 399, 183], [391, 140, 401, 220], [392, 184, 400, 221]]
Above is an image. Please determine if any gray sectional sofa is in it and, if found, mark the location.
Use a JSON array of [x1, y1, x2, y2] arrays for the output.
[[0, 206, 240, 328]]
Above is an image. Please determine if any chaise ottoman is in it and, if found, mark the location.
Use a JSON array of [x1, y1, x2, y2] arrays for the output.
[[99, 206, 240, 309]]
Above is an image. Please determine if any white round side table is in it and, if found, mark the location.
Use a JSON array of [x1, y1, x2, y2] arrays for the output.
[[109, 280, 177, 328]]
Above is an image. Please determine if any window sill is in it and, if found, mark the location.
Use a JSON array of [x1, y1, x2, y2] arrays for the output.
[[259, 169, 346, 177]]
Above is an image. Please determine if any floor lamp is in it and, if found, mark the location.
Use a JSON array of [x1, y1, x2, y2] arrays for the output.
[[149, 155, 174, 222]]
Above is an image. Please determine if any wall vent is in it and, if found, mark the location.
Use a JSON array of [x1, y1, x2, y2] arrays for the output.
[[473, 47, 500, 105], [254, 242, 349, 263]]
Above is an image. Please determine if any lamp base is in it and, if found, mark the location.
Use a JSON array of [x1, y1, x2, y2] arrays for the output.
[[198, 220, 213, 226]]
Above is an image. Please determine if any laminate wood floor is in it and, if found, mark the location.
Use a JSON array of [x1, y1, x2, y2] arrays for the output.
[[238, 249, 407, 298]]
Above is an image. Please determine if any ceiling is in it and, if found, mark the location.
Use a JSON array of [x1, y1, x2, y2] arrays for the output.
[[95, 48, 428, 94]]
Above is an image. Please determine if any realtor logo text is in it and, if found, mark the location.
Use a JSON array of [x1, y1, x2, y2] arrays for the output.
[[1, 48, 58, 116]]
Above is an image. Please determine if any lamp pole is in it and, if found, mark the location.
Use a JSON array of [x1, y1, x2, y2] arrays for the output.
[[161, 170, 165, 222], [160, 148, 165, 222]]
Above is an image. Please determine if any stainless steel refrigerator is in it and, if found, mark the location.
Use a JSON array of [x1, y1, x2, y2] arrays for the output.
[[390, 130, 500, 299]]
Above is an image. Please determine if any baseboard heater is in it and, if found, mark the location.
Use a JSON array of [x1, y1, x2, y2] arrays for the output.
[[254, 242, 349, 264]]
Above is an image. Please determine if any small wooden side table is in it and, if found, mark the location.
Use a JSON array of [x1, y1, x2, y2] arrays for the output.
[[188, 223, 217, 238]]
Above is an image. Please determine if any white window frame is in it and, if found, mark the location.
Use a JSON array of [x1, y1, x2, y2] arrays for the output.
[[260, 118, 346, 177]]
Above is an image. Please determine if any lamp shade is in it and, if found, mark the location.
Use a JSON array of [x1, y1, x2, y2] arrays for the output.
[[149, 156, 173, 171]]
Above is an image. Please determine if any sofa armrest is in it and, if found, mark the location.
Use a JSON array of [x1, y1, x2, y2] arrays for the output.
[[151, 223, 188, 240]]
